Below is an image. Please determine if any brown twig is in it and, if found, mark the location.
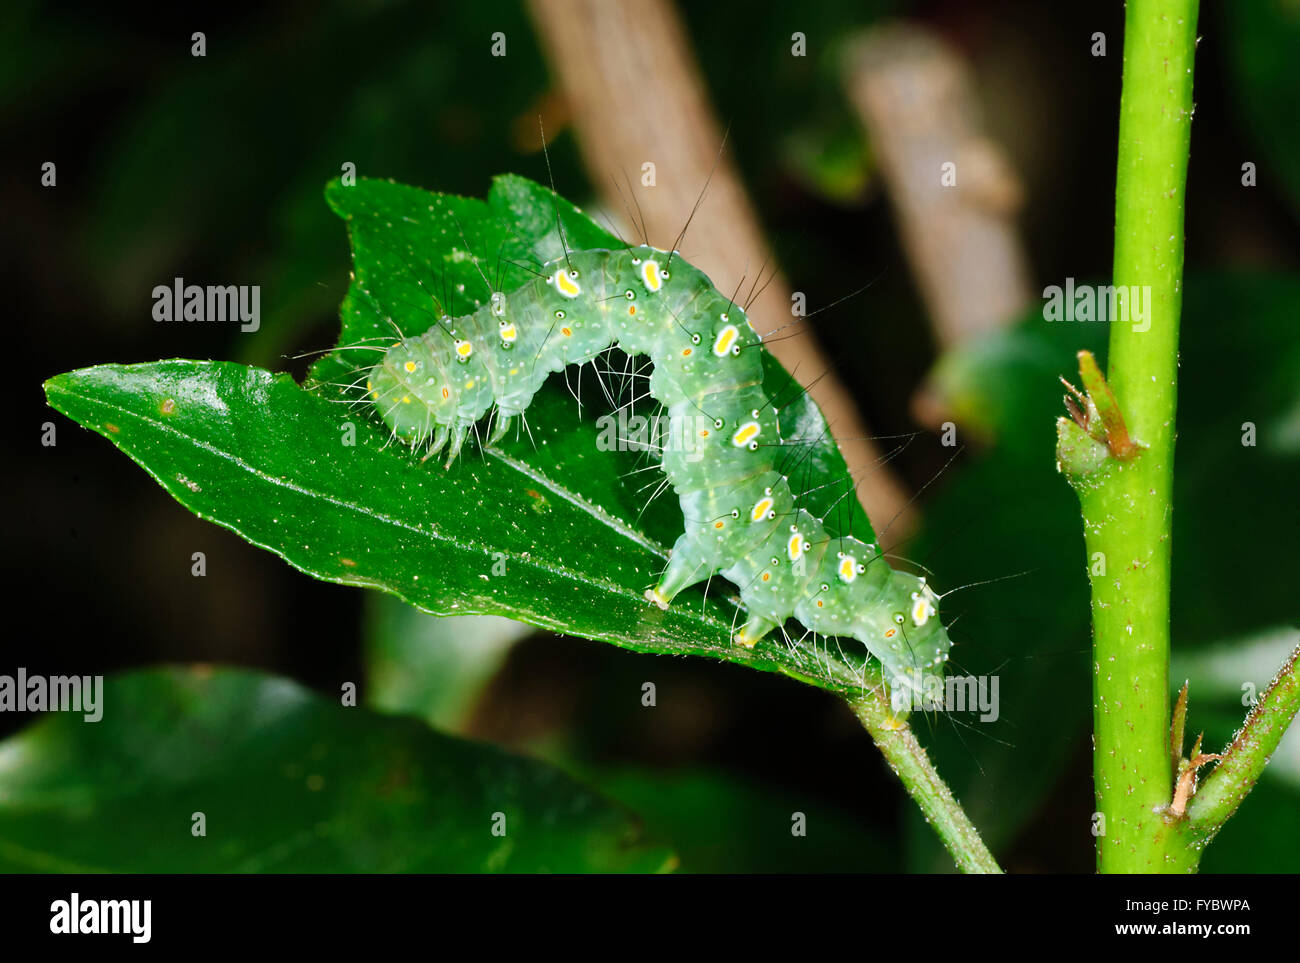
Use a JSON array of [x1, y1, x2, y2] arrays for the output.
[[842, 23, 1033, 350]]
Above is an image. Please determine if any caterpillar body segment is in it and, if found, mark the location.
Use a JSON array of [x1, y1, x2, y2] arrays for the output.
[[364, 244, 950, 696]]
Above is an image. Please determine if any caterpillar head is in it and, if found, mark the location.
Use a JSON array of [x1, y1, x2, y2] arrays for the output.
[[367, 340, 453, 443], [854, 571, 950, 703]]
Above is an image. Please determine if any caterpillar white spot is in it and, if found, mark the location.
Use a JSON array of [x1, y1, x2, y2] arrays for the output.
[[358, 240, 950, 696]]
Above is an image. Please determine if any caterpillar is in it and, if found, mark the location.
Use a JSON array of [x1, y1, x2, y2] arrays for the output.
[[340, 180, 951, 701]]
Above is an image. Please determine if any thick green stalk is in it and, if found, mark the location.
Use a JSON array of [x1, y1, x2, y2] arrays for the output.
[[849, 691, 1002, 874], [1087, 0, 1199, 872]]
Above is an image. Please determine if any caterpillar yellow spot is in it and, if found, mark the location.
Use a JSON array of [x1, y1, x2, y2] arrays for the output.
[[441, 388, 450, 400], [508, 368, 519, 376], [401, 395, 411, 404], [885, 628, 897, 639], [455, 340, 473, 359], [915, 590, 935, 626], [554, 269, 581, 298], [761, 572, 771, 582], [839, 556, 858, 583], [500, 324, 517, 342], [751, 497, 774, 521], [404, 361, 417, 373], [714, 520, 725, 529], [787, 533, 804, 562], [713, 325, 739, 357], [560, 326, 572, 337], [732, 422, 761, 447], [464, 380, 474, 389], [641, 260, 662, 292]]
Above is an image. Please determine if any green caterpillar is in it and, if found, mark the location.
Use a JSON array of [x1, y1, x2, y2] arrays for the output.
[[357, 221, 951, 700]]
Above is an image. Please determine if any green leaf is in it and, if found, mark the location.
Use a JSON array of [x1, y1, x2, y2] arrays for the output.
[[488, 172, 626, 257], [43, 356, 878, 696], [47, 175, 885, 696], [0, 667, 674, 872]]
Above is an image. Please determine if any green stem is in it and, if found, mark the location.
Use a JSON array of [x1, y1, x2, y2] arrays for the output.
[[849, 691, 1002, 874], [1077, 0, 1199, 872], [1142, 642, 1300, 872], [1186, 642, 1300, 833], [1065, 1, 1299, 871]]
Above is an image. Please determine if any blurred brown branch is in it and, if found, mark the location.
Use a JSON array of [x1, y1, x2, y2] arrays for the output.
[[843, 23, 1034, 351], [526, 0, 915, 539]]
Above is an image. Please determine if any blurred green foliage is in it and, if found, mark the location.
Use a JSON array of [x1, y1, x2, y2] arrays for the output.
[[1226, 0, 1300, 218], [0, 667, 674, 872], [77, 1, 562, 363], [588, 767, 896, 872], [367, 604, 532, 731]]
